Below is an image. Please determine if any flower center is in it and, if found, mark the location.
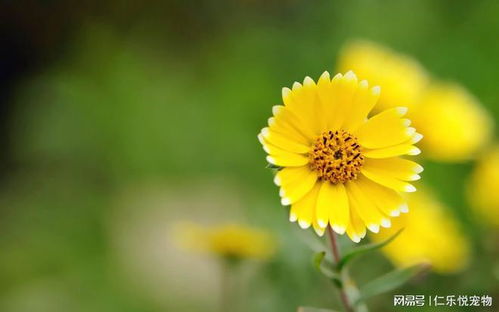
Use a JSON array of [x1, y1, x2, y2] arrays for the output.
[[309, 130, 364, 184]]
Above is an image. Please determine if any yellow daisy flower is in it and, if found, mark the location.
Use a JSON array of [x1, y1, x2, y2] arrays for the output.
[[175, 222, 276, 260], [371, 190, 470, 274], [467, 146, 499, 228], [258, 71, 423, 242], [411, 83, 493, 161]]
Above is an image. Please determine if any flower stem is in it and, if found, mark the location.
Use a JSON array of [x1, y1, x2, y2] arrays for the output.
[[220, 259, 232, 312], [326, 226, 354, 312]]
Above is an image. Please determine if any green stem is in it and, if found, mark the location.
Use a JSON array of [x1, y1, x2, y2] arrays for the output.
[[220, 258, 232, 312], [327, 226, 354, 312]]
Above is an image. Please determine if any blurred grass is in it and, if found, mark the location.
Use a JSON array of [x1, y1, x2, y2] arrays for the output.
[[0, 0, 498, 311]]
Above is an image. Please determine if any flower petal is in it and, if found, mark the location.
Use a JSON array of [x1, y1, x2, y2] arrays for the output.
[[346, 200, 366, 243], [355, 107, 414, 149], [330, 71, 358, 129], [363, 158, 423, 181], [280, 170, 318, 205], [361, 167, 416, 193], [312, 219, 326, 236], [270, 106, 315, 144], [274, 166, 311, 187], [266, 150, 309, 167], [290, 182, 321, 229], [363, 144, 421, 158], [316, 182, 349, 234], [355, 174, 407, 217], [343, 82, 381, 131], [346, 181, 386, 233], [283, 79, 323, 136], [259, 129, 310, 154]]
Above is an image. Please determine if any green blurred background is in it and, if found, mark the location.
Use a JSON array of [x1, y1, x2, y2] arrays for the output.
[[0, 1, 498, 311]]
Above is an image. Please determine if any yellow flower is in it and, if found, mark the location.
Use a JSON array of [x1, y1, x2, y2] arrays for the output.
[[337, 40, 493, 162], [371, 190, 470, 274], [467, 146, 499, 228], [337, 40, 429, 112], [258, 71, 423, 242], [175, 222, 276, 260], [411, 84, 493, 161]]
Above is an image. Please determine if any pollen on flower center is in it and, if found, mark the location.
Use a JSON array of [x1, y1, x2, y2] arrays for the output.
[[309, 130, 364, 184]]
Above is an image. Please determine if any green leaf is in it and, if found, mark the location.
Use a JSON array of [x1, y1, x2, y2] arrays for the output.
[[343, 278, 369, 312], [297, 307, 338, 312], [312, 251, 341, 287], [337, 229, 403, 271], [355, 263, 431, 305], [313, 251, 326, 270]]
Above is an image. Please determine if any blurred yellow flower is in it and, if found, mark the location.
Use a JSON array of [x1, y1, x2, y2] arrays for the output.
[[337, 40, 493, 162], [411, 84, 493, 161], [175, 223, 276, 260], [337, 40, 429, 112], [371, 190, 470, 274], [467, 146, 499, 228], [258, 71, 422, 242]]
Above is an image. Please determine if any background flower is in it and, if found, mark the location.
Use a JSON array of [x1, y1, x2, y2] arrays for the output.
[[467, 146, 499, 228], [371, 189, 470, 274], [175, 222, 276, 260], [337, 40, 429, 112], [411, 83, 493, 161]]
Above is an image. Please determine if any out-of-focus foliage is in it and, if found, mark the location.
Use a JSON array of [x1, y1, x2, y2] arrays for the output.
[[0, 1, 498, 312]]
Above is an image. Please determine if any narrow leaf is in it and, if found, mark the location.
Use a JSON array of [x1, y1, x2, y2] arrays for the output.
[[337, 229, 403, 271], [313, 251, 326, 271], [355, 263, 431, 305], [343, 278, 369, 312], [297, 307, 338, 312], [312, 251, 341, 286]]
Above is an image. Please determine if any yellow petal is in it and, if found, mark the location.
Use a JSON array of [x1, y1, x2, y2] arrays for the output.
[[408, 132, 424, 144], [346, 200, 366, 243], [355, 174, 406, 217], [312, 219, 326, 236], [355, 107, 414, 149], [361, 167, 416, 193], [330, 71, 358, 129], [343, 81, 381, 131], [363, 158, 423, 181], [290, 182, 321, 229], [363, 144, 421, 158], [274, 166, 312, 187], [346, 181, 386, 233], [270, 106, 315, 144], [316, 182, 349, 234], [318, 73, 340, 129], [316, 71, 335, 130], [266, 149, 309, 167], [280, 170, 318, 205], [259, 129, 310, 154], [284, 79, 323, 136]]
